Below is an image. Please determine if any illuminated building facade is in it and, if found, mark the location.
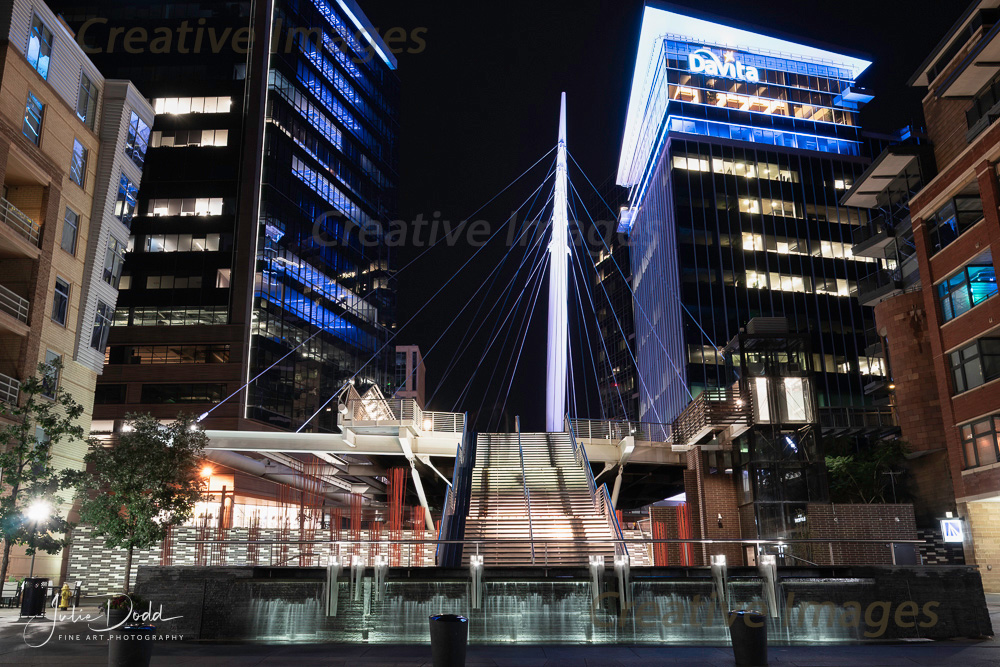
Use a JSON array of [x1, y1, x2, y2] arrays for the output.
[[617, 6, 887, 428], [54, 0, 399, 433]]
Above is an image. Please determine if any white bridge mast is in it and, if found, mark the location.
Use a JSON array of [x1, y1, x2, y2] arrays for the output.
[[546, 93, 569, 432]]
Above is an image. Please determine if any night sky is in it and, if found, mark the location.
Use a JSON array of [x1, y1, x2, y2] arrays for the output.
[[358, 0, 969, 431]]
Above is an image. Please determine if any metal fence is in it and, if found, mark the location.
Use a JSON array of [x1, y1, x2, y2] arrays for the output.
[[0, 197, 39, 247]]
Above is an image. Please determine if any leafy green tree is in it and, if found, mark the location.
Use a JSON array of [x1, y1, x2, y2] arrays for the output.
[[825, 438, 910, 504], [0, 360, 87, 586], [78, 413, 207, 593]]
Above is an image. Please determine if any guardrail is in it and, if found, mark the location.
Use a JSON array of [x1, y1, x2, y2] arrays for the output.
[[569, 418, 671, 443], [180, 536, 926, 569], [0, 372, 18, 405], [0, 285, 28, 324], [596, 483, 628, 560], [436, 417, 473, 566], [344, 398, 465, 433], [517, 427, 535, 565], [567, 416, 597, 497], [0, 197, 39, 247], [670, 388, 752, 447]]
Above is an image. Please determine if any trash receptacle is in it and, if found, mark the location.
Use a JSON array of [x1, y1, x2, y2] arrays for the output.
[[429, 614, 468, 667], [728, 609, 767, 666], [19, 578, 48, 617]]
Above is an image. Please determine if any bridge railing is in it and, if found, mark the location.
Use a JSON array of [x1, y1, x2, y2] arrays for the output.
[[173, 536, 927, 569], [569, 418, 671, 443], [595, 483, 628, 560], [344, 398, 464, 433]]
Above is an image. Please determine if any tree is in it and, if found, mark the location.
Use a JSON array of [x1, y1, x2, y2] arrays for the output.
[[78, 413, 207, 593], [0, 360, 87, 586], [825, 438, 910, 504]]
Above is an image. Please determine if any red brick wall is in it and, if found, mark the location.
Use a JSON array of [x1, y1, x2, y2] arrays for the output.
[[873, 291, 955, 521], [681, 448, 743, 565], [807, 503, 917, 565]]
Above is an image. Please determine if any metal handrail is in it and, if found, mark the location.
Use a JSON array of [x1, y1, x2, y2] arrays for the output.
[[0, 285, 28, 323], [187, 537, 927, 546], [597, 483, 628, 560], [0, 372, 18, 405], [0, 197, 39, 247], [517, 425, 534, 564]]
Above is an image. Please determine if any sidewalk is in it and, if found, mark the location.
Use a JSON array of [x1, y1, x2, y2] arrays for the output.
[[0, 595, 995, 666]]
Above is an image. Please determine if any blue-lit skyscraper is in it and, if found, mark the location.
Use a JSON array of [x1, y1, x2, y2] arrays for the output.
[[617, 5, 887, 427], [55, 0, 399, 433]]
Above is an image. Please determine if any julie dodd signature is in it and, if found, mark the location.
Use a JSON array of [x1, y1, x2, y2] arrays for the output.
[[23, 595, 183, 648]]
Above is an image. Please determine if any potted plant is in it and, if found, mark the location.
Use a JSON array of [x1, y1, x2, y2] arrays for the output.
[[104, 593, 155, 667]]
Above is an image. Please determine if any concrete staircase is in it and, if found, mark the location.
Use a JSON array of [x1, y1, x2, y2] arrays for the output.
[[462, 431, 616, 566]]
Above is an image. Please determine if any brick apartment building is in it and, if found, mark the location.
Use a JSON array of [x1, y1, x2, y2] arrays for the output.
[[0, 0, 152, 580], [903, 0, 1000, 591]]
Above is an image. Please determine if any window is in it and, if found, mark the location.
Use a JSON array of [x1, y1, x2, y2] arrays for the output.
[[76, 72, 98, 128], [26, 15, 53, 80], [41, 350, 60, 398], [102, 236, 126, 288], [145, 275, 202, 289], [107, 344, 231, 365], [150, 129, 229, 148], [961, 416, 1000, 468], [140, 383, 225, 404], [125, 112, 150, 169], [23, 92, 43, 145], [70, 139, 87, 187], [90, 300, 113, 350], [951, 338, 1000, 394], [144, 233, 221, 252], [94, 384, 126, 404], [928, 195, 984, 253], [147, 198, 225, 216], [51, 278, 69, 325], [151, 97, 232, 114], [938, 263, 998, 322], [114, 173, 138, 224], [61, 208, 78, 254]]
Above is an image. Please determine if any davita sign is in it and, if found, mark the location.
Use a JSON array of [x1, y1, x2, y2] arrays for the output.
[[688, 48, 760, 83]]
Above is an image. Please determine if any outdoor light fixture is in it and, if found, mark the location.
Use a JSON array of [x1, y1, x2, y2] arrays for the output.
[[25, 499, 50, 524], [423, 419, 433, 431], [201, 466, 214, 478], [25, 499, 50, 580]]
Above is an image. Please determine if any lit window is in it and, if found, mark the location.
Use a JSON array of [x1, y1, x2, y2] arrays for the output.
[[51, 278, 69, 325], [114, 172, 138, 224], [23, 92, 43, 145], [961, 417, 1000, 468], [938, 263, 998, 322], [26, 15, 52, 80], [125, 112, 150, 169], [70, 139, 88, 187], [152, 96, 232, 114]]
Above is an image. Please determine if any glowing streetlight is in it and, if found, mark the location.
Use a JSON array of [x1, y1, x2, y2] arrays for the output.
[[201, 466, 213, 478], [24, 500, 51, 580]]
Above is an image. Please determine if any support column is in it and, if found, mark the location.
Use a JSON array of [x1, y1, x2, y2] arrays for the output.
[[546, 93, 569, 432]]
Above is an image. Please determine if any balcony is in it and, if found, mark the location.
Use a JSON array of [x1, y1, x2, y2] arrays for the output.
[[0, 284, 29, 335], [670, 388, 752, 449], [855, 270, 903, 307], [0, 198, 40, 249], [851, 217, 895, 258], [0, 371, 17, 406], [819, 406, 897, 438]]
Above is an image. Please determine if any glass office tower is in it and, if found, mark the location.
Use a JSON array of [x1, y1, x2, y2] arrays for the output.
[[56, 0, 398, 432], [617, 7, 884, 427]]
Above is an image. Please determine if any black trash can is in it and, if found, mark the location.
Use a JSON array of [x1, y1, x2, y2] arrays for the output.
[[19, 578, 48, 617], [429, 614, 468, 667], [108, 625, 155, 667], [728, 610, 767, 666]]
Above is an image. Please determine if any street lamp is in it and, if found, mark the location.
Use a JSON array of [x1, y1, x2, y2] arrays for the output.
[[25, 500, 50, 579]]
